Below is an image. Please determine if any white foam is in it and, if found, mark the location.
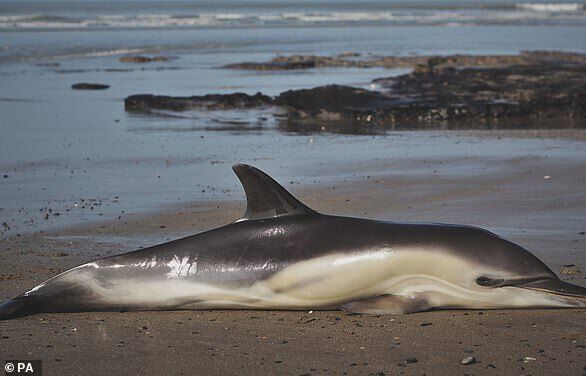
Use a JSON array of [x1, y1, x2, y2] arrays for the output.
[[0, 14, 43, 22], [3, 8, 583, 30], [516, 3, 585, 12], [44, 48, 147, 61]]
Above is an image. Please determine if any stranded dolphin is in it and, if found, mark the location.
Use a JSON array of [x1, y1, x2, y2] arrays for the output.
[[1, 164, 585, 319]]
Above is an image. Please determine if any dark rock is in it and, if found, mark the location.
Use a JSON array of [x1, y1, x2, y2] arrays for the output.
[[125, 92, 272, 112], [275, 85, 396, 120], [35, 62, 60, 67], [126, 52, 586, 129], [71, 83, 110, 90], [404, 358, 418, 364], [374, 63, 585, 122], [119, 55, 169, 63], [223, 50, 586, 71], [224, 60, 316, 70], [279, 63, 585, 125]]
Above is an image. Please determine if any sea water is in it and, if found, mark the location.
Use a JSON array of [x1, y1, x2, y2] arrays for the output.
[[0, 0, 585, 235]]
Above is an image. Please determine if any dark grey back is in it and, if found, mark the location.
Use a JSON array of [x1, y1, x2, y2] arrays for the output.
[[99, 213, 556, 287]]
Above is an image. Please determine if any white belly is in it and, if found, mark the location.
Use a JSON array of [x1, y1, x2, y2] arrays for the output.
[[59, 247, 567, 311]]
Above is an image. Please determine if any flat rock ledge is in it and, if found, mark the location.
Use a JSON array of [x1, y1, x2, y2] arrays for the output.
[[72, 83, 110, 90], [125, 92, 272, 112], [223, 50, 586, 71], [126, 59, 585, 126], [119, 55, 171, 63]]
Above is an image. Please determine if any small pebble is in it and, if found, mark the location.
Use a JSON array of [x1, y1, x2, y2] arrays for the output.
[[404, 357, 418, 364], [461, 356, 477, 365]]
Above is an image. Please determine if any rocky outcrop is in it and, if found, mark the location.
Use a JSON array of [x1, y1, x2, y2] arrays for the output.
[[119, 56, 170, 63], [277, 62, 585, 123], [224, 50, 586, 71], [224, 60, 317, 70], [125, 92, 272, 112], [71, 83, 110, 90], [275, 85, 398, 120], [372, 63, 585, 122], [126, 56, 585, 127]]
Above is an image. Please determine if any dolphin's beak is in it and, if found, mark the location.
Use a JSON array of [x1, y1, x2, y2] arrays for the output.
[[516, 278, 586, 307]]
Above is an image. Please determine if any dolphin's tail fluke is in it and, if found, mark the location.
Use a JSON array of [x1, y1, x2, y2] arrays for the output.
[[0, 296, 41, 320]]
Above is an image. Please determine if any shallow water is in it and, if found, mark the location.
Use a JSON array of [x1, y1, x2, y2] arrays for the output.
[[0, 0, 585, 236]]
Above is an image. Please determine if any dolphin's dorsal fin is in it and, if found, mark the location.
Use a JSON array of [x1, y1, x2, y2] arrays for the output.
[[232, 164, 316, 221]]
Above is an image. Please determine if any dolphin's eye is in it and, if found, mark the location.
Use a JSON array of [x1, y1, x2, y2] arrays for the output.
[[476, 277, 491, 286], [476, 276, 504, 287]]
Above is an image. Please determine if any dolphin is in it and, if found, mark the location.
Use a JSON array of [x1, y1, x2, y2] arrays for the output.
[[1, 164, 585, 319]]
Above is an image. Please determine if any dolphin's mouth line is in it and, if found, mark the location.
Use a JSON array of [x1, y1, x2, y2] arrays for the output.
[[520, 286, 586, 299], [511, 277, 586, 301]]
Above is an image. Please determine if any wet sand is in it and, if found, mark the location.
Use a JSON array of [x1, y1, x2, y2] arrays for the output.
[[1, 131, 585, 375]]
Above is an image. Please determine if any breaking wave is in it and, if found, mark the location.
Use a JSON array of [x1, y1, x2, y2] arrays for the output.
[[0, 4, 585, 30], [516, 3, 585, 12]]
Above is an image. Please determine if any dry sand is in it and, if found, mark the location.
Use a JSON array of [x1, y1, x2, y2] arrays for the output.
[[1, 132, 585, 375]]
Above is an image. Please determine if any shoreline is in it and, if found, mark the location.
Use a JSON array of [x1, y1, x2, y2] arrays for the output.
[[3, 128, 586, 238]]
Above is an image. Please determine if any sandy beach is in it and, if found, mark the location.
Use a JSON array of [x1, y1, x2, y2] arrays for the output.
[[1, 130, 585, 375]]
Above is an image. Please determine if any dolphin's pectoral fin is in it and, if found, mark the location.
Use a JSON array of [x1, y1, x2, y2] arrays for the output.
[[232, 164, 317, 221], [339, 294, 430, 315]]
